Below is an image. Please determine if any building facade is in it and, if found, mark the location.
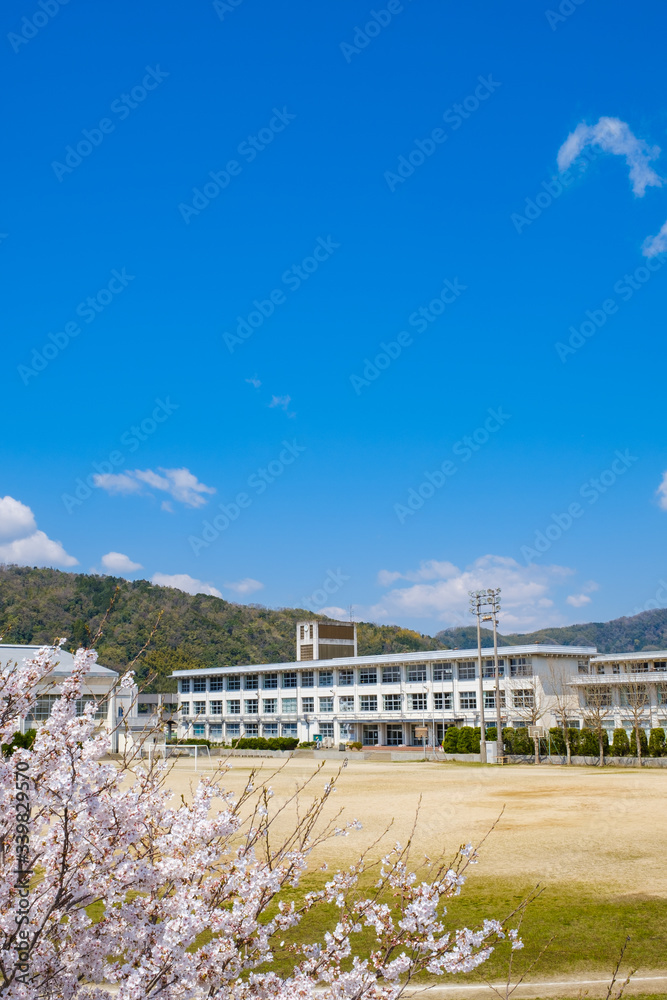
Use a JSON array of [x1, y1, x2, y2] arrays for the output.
[[173, 624, 598, 746], [571, 650, 667, 737]]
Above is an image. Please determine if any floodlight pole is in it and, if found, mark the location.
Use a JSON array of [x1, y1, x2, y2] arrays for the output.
[[469, 592, 487, 763], [487, 589, 503, 763]]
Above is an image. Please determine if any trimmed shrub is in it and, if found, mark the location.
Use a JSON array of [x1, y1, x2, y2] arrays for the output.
[[649, 727, 666, 757], [442, 727, 459, 753], [549, 727, 565, 755], [511, 727, 533, 755], [347, 741, 363, 751], [625, 727, 649, 757], [2, 728, 36, 757], [501, 727, 515, 754], [611, 729, 630, 757], [457, 727, 476, 753], [230, 737, 299, 751], [578, 727, 608, 756], [567, 728, 581, 755], [485, 726, 497, 742]]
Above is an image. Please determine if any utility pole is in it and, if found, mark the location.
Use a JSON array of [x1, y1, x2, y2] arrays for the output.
[[469, 591, 487, 763]]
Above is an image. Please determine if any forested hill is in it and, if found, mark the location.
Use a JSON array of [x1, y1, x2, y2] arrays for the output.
[[0, 566, 442, 690], [1, 565, 666, 692]]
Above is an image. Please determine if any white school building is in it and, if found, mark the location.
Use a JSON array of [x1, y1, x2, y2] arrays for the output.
[[172, 621, 625, 746]]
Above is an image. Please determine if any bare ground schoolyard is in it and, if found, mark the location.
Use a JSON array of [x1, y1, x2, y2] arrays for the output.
[[160, 758, 667, 994]]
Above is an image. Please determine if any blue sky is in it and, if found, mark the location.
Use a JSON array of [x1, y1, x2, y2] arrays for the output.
[[3, 0, 667, 634]]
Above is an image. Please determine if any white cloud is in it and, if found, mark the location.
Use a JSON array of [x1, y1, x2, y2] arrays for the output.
[[557, 116, 662, 196], [371, 554, 575, 632], [657, 471, 667, 510], [268, 395, 295, 418], [94, 467, 215, 509], [0, 497, 77, 567], [319, 606, 349, 619], [101, 551, 143, 573], [566, 593, 591, 608], [0, 496, 37, 542], [643, 220, 667, 257], [246, 375, 261, 388], [224, 578, 264, 596], [151, 572, 222, 598]]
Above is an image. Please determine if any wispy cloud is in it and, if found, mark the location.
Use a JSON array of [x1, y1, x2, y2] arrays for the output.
[[371, 554, 576, 631], [656, 471, 667, 510], [101, 551, 143, 573], [151, 572, 222, 598], [557, 116, 663, 196], [94, 467, 215, 508], [0, 495, 77, 567], [246, 375, 261, 388], [224, 577, 264, 596], [642, 220, 667, 258], [268, 395, 295, 418]]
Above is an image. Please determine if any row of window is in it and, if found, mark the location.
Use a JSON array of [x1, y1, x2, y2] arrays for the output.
[[180, 689, 527, 717], [179, 658, 533, 693], [583, 684, 667, 707], [25, 695, 108, 722], [579, 662, 667, 675]]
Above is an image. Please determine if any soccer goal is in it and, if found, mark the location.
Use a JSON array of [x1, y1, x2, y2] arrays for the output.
[[142, 744, 212, 771]]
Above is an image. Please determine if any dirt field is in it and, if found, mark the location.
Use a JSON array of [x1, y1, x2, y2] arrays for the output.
[[161, 756, 667, 895]]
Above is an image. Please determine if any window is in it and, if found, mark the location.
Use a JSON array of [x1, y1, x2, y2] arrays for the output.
[[409, 693, 428, 711], [138, 702, 152, 715], [362, 725, 378, 746], [209, 724, 222, 740], [245, 699, 259, 714], [319, 670, 333, 687], [386, 724, 404, 746], [654, 661, 667, 672], [632, 662, 650, 673], [339, 669, 354, 686], [193, 677, 207, 692], [620, 685, 648, 706], [209, 676, 224, 692], [484, 691, 505, 709], [407, 665, 427, 683], [299, 624, 305, 640], [339, 696, 355, 712], [302, 697, 315, 712], [360, 695, 377, 712], [432, 664, 452, 681], [192, 724, 206, 737], [210, 700, 222, 715], [483, 660, 504, 678], [227, 700, 240, 715], [226, 675, 241, 691], [595, 665, 605, 675], [578, 661, 589, 674], [282, 723, 298, 737], [180, 702, 190, 716], [359, 668, 377, 685], [282, 671, 297, 688], [458, 663, 476, 681], [263, 698, 277, 713], [300, 671, 314, 687], [383, 694, 401, 711], [459, 691, 476, 710], [434, 692, 453, 711], [244, 723, 258, 736], [180, 679, 191, 694], [510, 658, 531, 678], [226, 723, 240, 737], [193, 700, 206, 715], [612, 664, 620, 674], [513, 689, 535, 708], [282, 698, 297, 714], [382, 665, 401, 683], [319, 697, 334, 713], [244, 675, 259, 690], [263, 723, 278, 736], [319, 723, 334, 739], [658, 685, 667, 705], [263, 673, 278, 689]]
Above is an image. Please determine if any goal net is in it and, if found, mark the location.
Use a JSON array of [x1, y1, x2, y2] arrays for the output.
[[141, 744, 212, 770]]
